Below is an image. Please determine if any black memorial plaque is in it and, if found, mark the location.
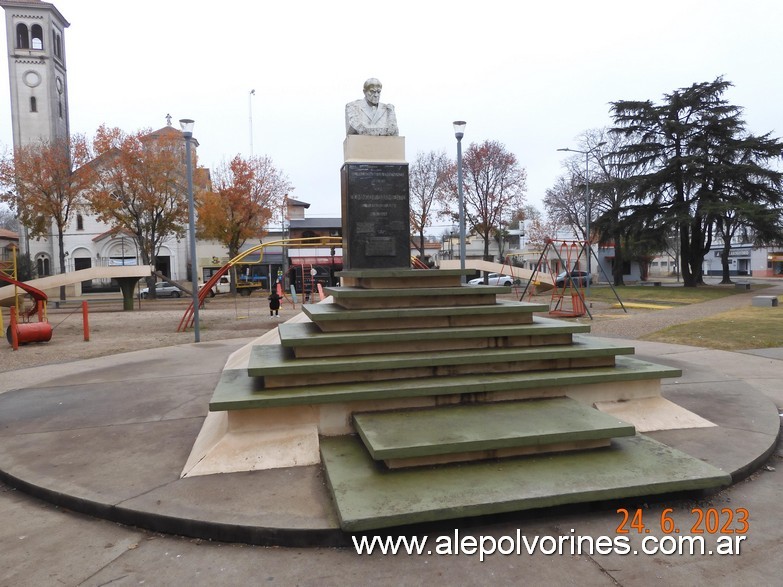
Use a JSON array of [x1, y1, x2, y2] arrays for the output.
[[341, 163, 410, 269]]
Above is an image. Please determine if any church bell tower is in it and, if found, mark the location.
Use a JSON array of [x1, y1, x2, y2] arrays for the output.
[[0, 0, 70, 149]]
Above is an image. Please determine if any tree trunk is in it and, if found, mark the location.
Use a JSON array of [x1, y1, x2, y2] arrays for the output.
[[482, 230, 492, 263], [611, 229, 625, 286], [57, 226, 66, 301], [138, 245, 156, 299], [719, 244, 733, 284], [680, 223, 698, 287], [229, 245, 239, 295]]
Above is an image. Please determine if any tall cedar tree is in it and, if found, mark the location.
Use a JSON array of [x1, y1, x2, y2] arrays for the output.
[[0, 135, 95, 299], [87, 125, 192, 296], [610, 77, 783, 287], [450, 140, 526, 264], [197, 154, 291, 293], [709, 132, 783, 283], [409, 150, 451, 261]]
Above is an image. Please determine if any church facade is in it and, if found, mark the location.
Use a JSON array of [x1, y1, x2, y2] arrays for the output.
[[0, 1, 194, 289]]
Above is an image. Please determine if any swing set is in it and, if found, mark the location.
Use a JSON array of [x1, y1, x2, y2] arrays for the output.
[[519, 238, 626, 319], [177, 236, 342, 332]]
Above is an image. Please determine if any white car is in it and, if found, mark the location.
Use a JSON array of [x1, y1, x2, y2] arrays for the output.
[[140, 281, 182, 298], [467, 273, 516, 286]]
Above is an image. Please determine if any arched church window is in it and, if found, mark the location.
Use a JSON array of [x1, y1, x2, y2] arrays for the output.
[[30, 96, 37, 112], [76, 214, 84, 231], [16, 23, 29, 49], [54, 32, 62, 60], [31, 25, 43, 50], [36, 256, 50, 277]]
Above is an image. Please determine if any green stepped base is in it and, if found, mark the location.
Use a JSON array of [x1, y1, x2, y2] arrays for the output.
[[302, 300, 548, 331], [278, 319, 590, 358], [320, 434, 731, 532], [338, 268, 469, 289], [210, 355, 681, 412], [248, 339, 634, 388], [323, 285, 507, 309], [352, 397, 636, 461], [248, 338, 634, 378]]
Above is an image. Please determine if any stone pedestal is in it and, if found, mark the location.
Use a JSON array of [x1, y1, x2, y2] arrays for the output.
[[341, 136, 410, 269]]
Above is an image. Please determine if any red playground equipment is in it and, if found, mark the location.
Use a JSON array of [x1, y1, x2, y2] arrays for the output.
[[1, 269, 52, 347]]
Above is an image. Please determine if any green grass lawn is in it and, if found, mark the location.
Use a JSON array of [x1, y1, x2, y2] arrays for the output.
[[577, 284, 780, 350], [642, 305, 783, 350], [585, 284, 768, 305], [527, 283, 781, 350]]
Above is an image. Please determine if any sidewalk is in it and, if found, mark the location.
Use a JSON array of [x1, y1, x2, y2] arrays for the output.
[[0, 297, 781, 585]]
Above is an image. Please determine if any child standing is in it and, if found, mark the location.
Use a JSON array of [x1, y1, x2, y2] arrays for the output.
[[268, 290, 282, 317]]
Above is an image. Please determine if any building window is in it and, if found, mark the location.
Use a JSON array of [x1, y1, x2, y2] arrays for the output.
[[76, 214, 84, 231], [58, 100, 63, 118], [16, 23, 29, 49], [30, 96, 37, 112], [31, 24, 43, 50], [53, 30, 62, 59], [36, 256, 50, 277]]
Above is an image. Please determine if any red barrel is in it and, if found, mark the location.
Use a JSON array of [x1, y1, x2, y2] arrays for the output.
[[6, 322, 53, 345]]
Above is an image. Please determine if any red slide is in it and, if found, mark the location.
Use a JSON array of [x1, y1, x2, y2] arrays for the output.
[[0, 273, 49, 319]]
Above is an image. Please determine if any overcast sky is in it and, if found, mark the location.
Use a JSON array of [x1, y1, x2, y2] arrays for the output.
[[1, 0, 781, 231]]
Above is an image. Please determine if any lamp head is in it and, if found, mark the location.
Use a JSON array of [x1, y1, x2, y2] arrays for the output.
[[179, 118, 195, 137], [453, 120, 466, 140]]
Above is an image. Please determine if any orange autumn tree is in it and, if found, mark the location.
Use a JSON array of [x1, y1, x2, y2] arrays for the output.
[[86, 125, 195, 296], [198, 154, 292, 294], [0, 135, 95, 299]]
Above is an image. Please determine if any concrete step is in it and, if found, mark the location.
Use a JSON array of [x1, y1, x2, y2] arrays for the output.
[[323, 285, 509, 309], [248, 338, 635, 388], [302, 299, 548, 332], [338, 268, 468, 289], [278, 317, 591, 358], [353, 397, 636, 467], [320, 433, 731, 531], [210, 355, 681, 412]]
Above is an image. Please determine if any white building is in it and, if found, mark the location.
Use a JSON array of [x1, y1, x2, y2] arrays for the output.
[[0, 2, 206, 291]]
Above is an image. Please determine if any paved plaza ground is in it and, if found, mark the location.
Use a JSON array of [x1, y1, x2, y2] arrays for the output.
[[0, 281, 781, 586]]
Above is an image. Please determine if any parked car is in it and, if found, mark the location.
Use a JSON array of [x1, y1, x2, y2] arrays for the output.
[[467, 273, 516, 286], [555, 270, 591, 287], [140, 281, 182, 298], [201, 276, 231, 298]]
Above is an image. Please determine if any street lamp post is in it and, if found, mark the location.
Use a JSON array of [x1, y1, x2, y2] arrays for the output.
[[249, 89, 255, 155], [557, 141, 606, 295], [180, 118, 200, 343], [453, 121, 467, 282]]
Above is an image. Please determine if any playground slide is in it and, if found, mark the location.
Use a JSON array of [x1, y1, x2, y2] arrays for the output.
[[440, 259, 554, 288], [0, 265, 153, 307], [0, 273, 48, 318]]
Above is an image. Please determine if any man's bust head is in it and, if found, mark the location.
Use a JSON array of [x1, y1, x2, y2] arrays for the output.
[[362, 78, 383, 107], [345, 78, 399, 136]]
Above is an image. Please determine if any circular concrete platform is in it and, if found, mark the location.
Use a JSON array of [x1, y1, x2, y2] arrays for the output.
[[0, 339, 778, 546]]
